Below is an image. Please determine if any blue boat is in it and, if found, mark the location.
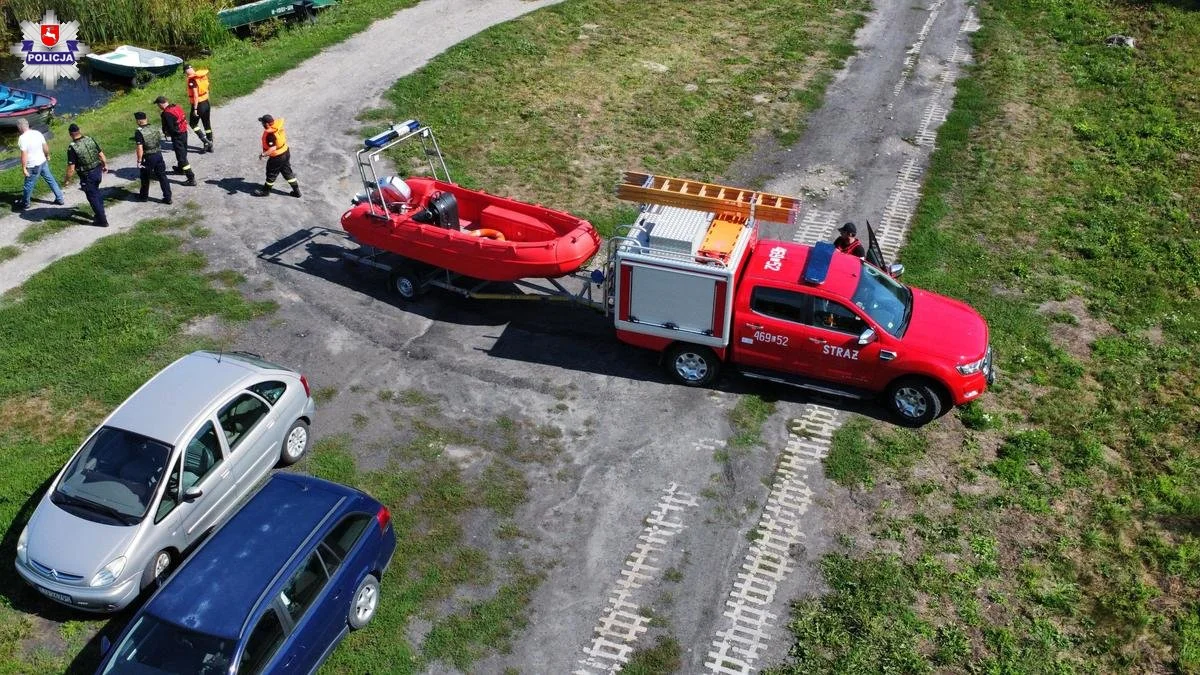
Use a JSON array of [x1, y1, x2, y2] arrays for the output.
[[0, 83, 56, 128]]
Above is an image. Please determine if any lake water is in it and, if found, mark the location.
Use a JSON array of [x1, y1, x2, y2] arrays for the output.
[[1, 55, 127, 157]]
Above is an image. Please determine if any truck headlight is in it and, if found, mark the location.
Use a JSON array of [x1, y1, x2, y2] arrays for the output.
[[16, 527, 28, 565], [957, 357, 986, 376], [89, 556, 127, 588]]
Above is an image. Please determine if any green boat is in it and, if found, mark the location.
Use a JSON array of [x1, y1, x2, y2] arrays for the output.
[[218, 0, 338, 29]]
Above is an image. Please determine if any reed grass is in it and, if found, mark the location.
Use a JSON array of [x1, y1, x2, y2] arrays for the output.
[[1, 0, 230, 50]]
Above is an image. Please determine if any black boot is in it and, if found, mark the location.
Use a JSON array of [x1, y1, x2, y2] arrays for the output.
[[290, 184, 301, 198], [254, 183, 271, 197], [184, 171, 196, 187]]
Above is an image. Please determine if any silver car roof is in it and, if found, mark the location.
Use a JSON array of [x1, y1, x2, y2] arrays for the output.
[[105, 352, 279, 445]]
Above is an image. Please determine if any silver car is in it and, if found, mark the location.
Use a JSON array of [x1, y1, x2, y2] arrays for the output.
[[15, 350, 316, 612]]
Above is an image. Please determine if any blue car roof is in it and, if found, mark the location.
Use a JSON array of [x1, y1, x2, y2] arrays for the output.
[[143, 474, 360, 640]]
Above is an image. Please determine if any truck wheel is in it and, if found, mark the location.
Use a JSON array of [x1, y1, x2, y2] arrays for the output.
[[885, 378, 943, 427], [664, 344, 720, 387], [388, 267, 421, 300]]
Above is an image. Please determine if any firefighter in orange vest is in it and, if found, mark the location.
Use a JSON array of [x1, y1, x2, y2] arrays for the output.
[[184, 63, 213, 153], [255, 115, 300, 197]]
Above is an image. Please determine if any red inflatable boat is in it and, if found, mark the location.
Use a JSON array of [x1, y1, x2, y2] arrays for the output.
[[340, 176, 602, 282]]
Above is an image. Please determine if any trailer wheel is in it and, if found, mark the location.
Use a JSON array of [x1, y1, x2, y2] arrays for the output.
[[388, 267, 422, 301], [665, 343, 720, 387], [884, 377, 944, 427]]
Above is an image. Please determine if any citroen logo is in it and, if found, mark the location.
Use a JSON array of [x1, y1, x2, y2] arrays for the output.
[[49, 569, 60, 580]]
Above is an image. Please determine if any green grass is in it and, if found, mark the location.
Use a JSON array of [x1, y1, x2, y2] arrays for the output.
[[421, 568, 541, 670], [1, 0, 422, 209], [375, 0, 870, 233], [2, 0, 227, 51], [823, 419, 926, 489], [0, 246, 18, 263], [308, 434, 540, 673], [774, 0, 1200, 671], [620, 635, 683, 674], [727, 395, 776, 451], [0, 213, 269, 673]]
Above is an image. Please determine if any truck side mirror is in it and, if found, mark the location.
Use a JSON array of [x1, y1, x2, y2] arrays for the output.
[[858, 328, 877, 345], [888, 263, 905, 278]]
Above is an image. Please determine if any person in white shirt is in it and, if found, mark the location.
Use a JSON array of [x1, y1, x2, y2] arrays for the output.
[[16, 118, 66, 210]]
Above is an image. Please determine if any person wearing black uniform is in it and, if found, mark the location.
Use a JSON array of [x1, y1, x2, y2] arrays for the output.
[[154, 95, 196, 186], [184, 63, 213, 153], [834, 222, 866, 259], [133, 111, 171, 204], [63, 123, 109, 227], [255, 115, 300, 197]]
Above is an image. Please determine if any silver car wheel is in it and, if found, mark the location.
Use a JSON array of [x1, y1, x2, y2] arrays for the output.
[[286, 426, 307, 457], [894, 386, 928, 419], [153, 551, 171, 579], [355, 583, 377, 622]]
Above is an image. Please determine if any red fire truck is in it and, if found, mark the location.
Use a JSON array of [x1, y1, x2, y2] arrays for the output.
[[606, 173, 994, 426], [331, 127, 992, 427]]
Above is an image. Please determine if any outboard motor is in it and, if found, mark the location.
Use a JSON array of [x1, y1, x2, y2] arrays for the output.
[[419, 191, 459, 229]]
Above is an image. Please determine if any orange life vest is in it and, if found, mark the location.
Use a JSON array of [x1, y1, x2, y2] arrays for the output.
[[261, 119, 288, 157], [187, 69, 210, 105]]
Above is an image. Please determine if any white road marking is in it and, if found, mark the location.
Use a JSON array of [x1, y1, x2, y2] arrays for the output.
[[888, 0, 948, 109], [575, 481, 701, 674], [704, 405, 838, 674], [793, 208, 841, 246], [877, 7, 981, 261]]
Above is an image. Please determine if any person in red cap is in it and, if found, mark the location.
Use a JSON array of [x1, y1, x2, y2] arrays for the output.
[[255, 115, 299, 198]]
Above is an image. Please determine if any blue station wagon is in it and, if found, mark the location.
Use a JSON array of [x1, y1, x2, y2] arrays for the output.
[[96, 473, 397, 674]]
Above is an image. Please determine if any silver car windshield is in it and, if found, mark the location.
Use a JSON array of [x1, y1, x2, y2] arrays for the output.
[[102, 615, 233, 675], [54, 427, 173, 523], [850, 262, 913, 337]]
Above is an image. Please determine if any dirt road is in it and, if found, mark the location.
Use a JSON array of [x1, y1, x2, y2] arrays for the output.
[[1, 0, 978, 671]]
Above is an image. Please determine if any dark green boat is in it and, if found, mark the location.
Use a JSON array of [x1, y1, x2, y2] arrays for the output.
[[218, 0, 338, 29]]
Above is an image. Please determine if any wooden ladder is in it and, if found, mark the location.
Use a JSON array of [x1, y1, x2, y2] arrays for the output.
[[615, 171, 800, 224]]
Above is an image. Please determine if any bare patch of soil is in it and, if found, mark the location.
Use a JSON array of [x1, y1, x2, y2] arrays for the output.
[[1038, 296, 1115, 360]]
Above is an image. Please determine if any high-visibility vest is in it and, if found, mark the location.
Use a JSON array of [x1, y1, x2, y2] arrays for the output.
[[187, 69, 210, 105], [261, 119, 288, 157]]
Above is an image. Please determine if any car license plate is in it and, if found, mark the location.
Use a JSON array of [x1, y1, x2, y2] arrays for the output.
[[37, 586, 72, 604]]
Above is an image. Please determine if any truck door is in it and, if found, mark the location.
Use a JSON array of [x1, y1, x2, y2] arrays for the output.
[[806, 296, 885, 386], [734, 286, 826, 376]]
